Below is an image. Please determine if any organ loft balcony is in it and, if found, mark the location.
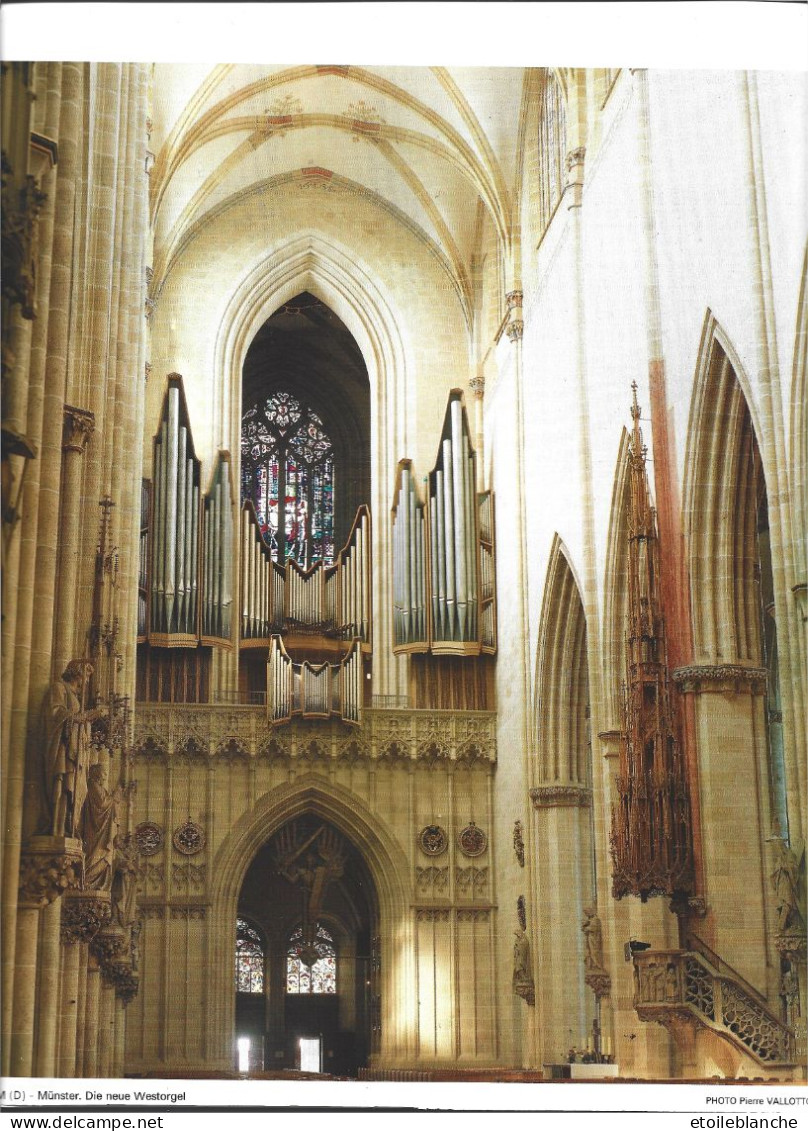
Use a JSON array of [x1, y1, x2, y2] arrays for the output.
[[132, 702, 498, 767]]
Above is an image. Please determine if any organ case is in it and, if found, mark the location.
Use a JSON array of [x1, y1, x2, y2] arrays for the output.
[[391, 390, 496, 657], [148, 375, 201, 647]]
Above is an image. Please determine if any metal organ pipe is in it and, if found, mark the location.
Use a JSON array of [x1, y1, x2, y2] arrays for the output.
[[391, 390, 494, 655], [176, 425, 187, 631], [165, 386, 179, 632]]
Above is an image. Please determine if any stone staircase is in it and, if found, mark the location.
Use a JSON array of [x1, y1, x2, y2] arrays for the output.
[[632, 946, 796, 1069]]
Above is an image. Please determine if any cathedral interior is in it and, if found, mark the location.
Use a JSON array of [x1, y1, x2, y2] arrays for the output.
[[1, 60, 806, 1083]]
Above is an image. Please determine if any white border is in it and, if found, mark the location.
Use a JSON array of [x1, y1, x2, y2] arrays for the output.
[[1, 2, 807, 70]]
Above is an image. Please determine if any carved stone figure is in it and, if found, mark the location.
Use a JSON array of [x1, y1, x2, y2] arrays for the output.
[[41, 660, 98, 837], [79, 762, 122, 891], [771, 840, 806, 934], [582, 905, 604, 970], [111, 833, 140, 929], [512, 927, 535, 1006], [130, 917, 142, 975], [513, 927, 531, 983]]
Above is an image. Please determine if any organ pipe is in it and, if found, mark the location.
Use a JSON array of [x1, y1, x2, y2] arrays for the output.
[[239, 503, 371, 651], [202, 453, 234, 646], [391, 461, 428, 651], [266, 634, 363, 724], [391, 389, 495, 656], [148, 376, 200, 645]]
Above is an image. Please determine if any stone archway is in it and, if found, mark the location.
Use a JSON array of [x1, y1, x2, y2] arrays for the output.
[[207, 776, 413, 1072], [236, 815, 378, 1076]]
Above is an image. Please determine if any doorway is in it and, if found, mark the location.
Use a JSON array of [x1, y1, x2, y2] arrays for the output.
[[236, 816, 379, 1076], [299, 1037, 321, 1073]]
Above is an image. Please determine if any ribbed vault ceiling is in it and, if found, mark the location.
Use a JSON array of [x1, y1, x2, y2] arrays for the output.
[[150, 64, 529, 314]]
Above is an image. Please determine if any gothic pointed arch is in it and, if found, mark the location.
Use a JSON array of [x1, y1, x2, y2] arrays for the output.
[[602, 426, 632, 729], [683, 317, 768, 666], [533, 535, 590, 786], [206, 776, 412, 1068], [790, 246, 807, 594]]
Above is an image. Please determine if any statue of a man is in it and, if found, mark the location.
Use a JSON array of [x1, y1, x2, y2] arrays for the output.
[[582, 906, 604, 970], [771, 840, 805, 934], [41, 660, 99, 837], [79, 761, 122, 891]]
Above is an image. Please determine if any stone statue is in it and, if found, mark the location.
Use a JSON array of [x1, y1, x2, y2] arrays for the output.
[[111, 832, 139, 929], [130, 917, 142, 976], [513, 927, 531, 984], [78, 761, 122, 891], [780, 967, 799, 1018], [770, 840, 806, 934], [582, 906, 604, 970], [41, 660, 99, 837]]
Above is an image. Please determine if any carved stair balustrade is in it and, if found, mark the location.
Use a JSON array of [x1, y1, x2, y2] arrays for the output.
[[632, 949, 795, 1067]]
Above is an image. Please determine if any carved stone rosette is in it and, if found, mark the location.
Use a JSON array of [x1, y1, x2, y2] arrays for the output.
[[529, 785, 591, 809], [61, 890, 112, 945], [672, 664, 768, 696], [18, 836, 83, 909]]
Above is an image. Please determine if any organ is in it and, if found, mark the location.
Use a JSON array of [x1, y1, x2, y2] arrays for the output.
[[139, 374, 371, 712], [239, 502, 371, 650], [266, 635, 364, 724], [392, 389, 496, 657]]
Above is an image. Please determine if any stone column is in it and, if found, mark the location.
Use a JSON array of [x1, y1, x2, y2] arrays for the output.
[[59, 891, 112, 1076], [113, 996, 127, 1076], [111, 65, 151, 706], [82, 958, 101, 1076], [89, 925, 129, 1073], [674, 664, 771, 991], [72, 63, 123, 660], [57, 941, 81, 1077], [53, 406, 95, 669], [98, 982, 115, 1076], [529, 785, 595, 1064], [33, 897, 63, 1075], [9, 837, 82, 1075], [74, 946, 88, 1076]]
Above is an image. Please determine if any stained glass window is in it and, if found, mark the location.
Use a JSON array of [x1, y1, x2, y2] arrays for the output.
[[241, 391, 335, 567], [286, 924, 336, 994], [236, 917, 265, 993]]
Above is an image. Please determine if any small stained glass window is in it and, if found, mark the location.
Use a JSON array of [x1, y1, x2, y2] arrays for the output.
[[241, 391, 335, 567], [236, 917, 265, 993], [286, 924, 336, 994]]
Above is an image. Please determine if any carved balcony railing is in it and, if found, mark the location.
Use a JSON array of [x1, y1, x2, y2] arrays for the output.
[[633, 949, 795, 1066], [132, 704, 497, 766]]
